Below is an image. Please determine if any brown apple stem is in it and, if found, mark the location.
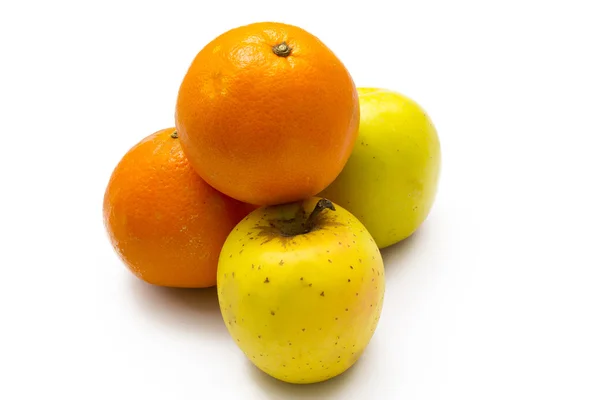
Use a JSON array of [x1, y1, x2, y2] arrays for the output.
[[272, 42, 292, 57], [303, 199, 335, 233]]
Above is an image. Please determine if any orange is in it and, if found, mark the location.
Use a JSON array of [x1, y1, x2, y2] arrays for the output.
[[103, 127, 254, 288], [175, 22, 359, 206]]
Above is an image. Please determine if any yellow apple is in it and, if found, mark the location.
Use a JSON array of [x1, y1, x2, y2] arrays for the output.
[[217, 198, 385, 384], [320, 88, 441, 248]]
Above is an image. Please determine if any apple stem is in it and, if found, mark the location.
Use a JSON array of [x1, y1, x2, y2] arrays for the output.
[[303, 199, 335, 233], [272, 42, 292, 57]]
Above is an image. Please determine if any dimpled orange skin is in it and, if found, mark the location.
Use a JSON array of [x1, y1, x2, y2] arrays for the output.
[[175, 22, 360, 206], [103, 127, 255, 288]]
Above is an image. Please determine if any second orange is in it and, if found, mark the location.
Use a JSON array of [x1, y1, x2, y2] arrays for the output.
[[175, 22, 359, 206]]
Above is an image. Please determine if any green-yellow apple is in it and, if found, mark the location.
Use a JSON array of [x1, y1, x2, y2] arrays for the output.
[[217, 197, 385, 384], [320, 88, 441, 248]]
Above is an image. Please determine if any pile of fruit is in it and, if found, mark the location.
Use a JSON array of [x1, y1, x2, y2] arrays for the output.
[[103, 21, 441, 385]]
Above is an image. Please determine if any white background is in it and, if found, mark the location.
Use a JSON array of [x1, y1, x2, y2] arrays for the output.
[[1, 1, 599, 399]]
